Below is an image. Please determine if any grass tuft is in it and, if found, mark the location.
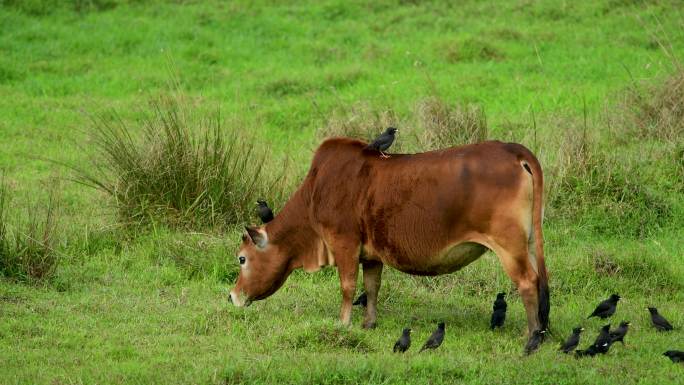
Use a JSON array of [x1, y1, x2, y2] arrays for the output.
[[0, 179, 60, 282], [415, 97, 488, 150], [623, 71, 684, 142], [73, 93, 280, 230]]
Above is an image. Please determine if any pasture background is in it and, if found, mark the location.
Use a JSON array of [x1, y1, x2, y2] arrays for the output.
[[1, 0, 683, 383]]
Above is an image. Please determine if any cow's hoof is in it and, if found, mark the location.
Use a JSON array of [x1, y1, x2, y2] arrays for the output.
[[362, 321, 377, 329]]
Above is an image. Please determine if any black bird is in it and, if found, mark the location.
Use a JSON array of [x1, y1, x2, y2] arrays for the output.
[[493, 292, 507, 311], [609, 321, 631, 345], [524, 329, 546, 355], [393, 328, 412, 353], [663, 350, 684, 363], [419, 322, 445, 352], [575, 345, 600, 357], [592, 324, 613, 354], [490, 292, 507, 330], [490, 308, 506, 330], [648, 307, 674, 331], [575, 324, 613, 357], [353, 292, 367, 307], [366, 127, 397, 158], [587, 294, 621, 319], [256, 200, 274, 224], [559, 327, 584, 354]]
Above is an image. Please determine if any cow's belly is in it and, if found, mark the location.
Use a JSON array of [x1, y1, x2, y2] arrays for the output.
[[386, 242, 488, 276]]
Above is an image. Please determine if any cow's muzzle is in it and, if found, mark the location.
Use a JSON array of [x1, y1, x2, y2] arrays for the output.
[[229, 290, 252, 307]]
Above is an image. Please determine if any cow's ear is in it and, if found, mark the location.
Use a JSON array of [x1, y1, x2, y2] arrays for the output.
[[244, 226, 268, 248]]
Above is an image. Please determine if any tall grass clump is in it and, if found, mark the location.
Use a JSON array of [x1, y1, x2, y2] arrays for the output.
[[75, 94, 277, 230], [622, 70, 684, 142], [0, 180, 60, 282], [543, 123, 672, 237], [415, 97, 488, 150], [316, 102, 399, 143]]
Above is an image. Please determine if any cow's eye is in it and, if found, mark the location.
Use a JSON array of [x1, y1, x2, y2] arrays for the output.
[[238, 256, 246, 265]]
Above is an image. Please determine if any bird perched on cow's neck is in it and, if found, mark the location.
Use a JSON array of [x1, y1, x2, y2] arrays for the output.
[[648, 307, 674, 331], [393, 328, 411, 353], [609, 321, 631, 345], [588, 294, 621, 319], [490, 292, 507, 330], [365, 127, 397, 158], [256, 200, 274, 224], [419, 322, 445, 352], [663, 350, 684, 363], [559, 327, 584, 354], [524, 329, 545, 355]]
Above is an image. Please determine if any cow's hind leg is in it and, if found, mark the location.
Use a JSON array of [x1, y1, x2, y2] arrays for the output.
[[361, 261, 383, 329], [489, 238, 541, 336]]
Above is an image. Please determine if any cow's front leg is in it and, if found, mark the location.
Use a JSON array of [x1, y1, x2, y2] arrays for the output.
[[333, 240, 360, 326], [362, 261, 383, 329]]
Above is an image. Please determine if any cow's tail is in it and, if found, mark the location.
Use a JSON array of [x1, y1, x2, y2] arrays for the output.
[[520, 150, 550, 332]]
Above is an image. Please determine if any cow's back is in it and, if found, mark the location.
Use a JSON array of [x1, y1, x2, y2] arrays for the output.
[[306, 139, 533, 271]]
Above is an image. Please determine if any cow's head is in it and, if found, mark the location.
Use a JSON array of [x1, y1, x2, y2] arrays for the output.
[[229, 226, 292, 307]]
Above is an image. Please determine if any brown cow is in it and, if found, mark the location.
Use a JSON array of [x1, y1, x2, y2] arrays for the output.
[[230, 138, 550, 344]]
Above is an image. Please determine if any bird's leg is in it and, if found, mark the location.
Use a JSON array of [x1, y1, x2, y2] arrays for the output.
[[361, 261, 383, 329], [380, 151, 390, 159]]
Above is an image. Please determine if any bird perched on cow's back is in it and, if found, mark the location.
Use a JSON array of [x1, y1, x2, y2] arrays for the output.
[[393, 328, 412, 353], [256, 200, 274, 224], [490, 292, 507, 330], [365, 127, 397, 158], [588, 294, 621, 319], [648, 307, 674, 331], [419, 322, 445, 352], [609, 321, 631, 345], [524, 329, 545, 355], [559, 326, 584, 354], [663, 350, 684, 363], [353, 292, 367, 307]]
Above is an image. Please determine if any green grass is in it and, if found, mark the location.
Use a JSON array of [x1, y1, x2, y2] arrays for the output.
[[1, 0, 684, 383]]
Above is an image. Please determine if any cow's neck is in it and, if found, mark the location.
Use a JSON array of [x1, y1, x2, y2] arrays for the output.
[[266, 186, 327, 273]]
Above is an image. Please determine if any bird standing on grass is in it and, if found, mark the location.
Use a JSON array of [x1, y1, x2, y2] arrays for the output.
[[365, 127, 397, 158], [559, 327, 584, 354], [353, 292, 367, 307], [419, 322, 445, 352], [663, 350, 684, 363], [648, 307, 674, 331], [256, 200, 274, 224], [524, 329, 545, 355], [575, 324, 612, 357], [609, 321, 631, 345], [588, 294, 621, 319], [393, 328, 412, 353], [490, 292, 507, 330], [593, 324, 613, 354]]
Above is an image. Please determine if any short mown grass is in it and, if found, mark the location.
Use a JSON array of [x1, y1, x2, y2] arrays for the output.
[[1, 0, 684, 384]]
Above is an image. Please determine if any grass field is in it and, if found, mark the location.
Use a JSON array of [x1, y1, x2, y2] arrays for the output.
[[1, 0, 684, 384]]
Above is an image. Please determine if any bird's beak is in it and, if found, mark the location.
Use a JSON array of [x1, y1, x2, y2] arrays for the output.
[[580, 328, 585, 331]]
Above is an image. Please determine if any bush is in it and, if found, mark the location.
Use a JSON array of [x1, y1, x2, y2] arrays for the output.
[[74, 94, 281, 230], [0, 180, 60, 282]]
